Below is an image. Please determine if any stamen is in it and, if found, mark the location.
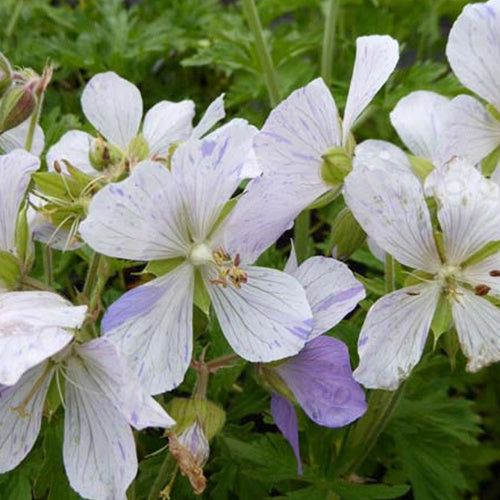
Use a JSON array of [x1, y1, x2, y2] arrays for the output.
[[489, 270, 500, 277], [474, 284, 491, 296], [209, 248, 248, 290]]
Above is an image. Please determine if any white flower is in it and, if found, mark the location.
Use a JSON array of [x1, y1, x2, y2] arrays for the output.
[[220, 35, 399, 262], [343, 141, 500, 389], [79, 119, 313, 394], [0, 338, 174, 500], [0, 118, 44, 156], [445, 0, 500, 180]]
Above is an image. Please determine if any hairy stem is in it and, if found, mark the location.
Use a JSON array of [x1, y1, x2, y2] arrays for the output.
[[242, 0, 281, 107]]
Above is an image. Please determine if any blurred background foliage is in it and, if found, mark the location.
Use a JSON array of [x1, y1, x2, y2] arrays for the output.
[[1, 0, 499, 499]]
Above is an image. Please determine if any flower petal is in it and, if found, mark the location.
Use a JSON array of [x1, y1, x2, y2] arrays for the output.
[[0, 119, 44, 156], [172, 119, 257, 242], [270, 393, 302, 475], [354, 284, 440, 390], [81, 71, 142, 149], [444, 95, 500, 166], [80, 161, 190, 260], [0, 362, 53, 473], [291, 257, 365, 339], [452, 288, 500, 372], [142, 100, 195, 157], [446, 0, 500, 108], [64, 356, 138, 500], [342, 35, 399, 144], [344, 141, 441, 273], [191, 94, 225, 139], [462, 253, 500, 297], [424, 158, 500, 265], [390, 91, 451, 163], [0, 149, 40, 253], [71, 339, 175, 430], [205, 266, 312, 362], [0, 291, 86, 386], [254, 77, 340, 202], [46, 130, 98, 176], [102, 263, 195, 394], [278, 336, 367, 427]]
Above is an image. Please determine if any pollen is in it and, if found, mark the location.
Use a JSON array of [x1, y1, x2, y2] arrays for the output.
[[209, 247, 248, 290]]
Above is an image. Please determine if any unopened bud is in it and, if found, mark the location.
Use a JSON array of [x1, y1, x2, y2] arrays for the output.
[[0, 52, 13, 98], [89, 137, 122, 171], [321, 147, 352, 186], [0, 85, 36, 134], [330, 207, 366, 259], [178, 420, 210, 467]]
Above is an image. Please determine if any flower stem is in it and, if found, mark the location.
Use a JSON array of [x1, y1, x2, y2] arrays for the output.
[[24, 91, 44, 153], [321, 0, 340, 84], [43, 245, 53, 287], [294, 210, 310, 264], [242, 0, 281, 107], [82, 252, 101, 300], [384, 253, 396, 293], [20, 275, 54, 292]]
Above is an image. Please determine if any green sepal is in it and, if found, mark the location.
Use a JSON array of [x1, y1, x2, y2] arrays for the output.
[[0, 249, 21, 290], [45, 371, 64, 418], [481, 144, 500, 177], [15, 200, 30, 267], [431, 293, 452, 343], [320, 147, 352, 186], [256, 363, 296, 403], [409, 154, 434, 181], [307, 183, 342, 209], [143, 256, 184, 276], [486, 103, 500, 122], [194, 269, 211, 315], [0, 51, 12, 98], [89, 139, 123, 171], [330, 207, 366, 259], [433, 230, 446, 263], [32, 171, 82, 200], [0, 85, 36, 134], [403, 270, 433, 288], [65, 163, 95, 190], [208, 195, 241, 239], [443, 328, 460, 370], [461, 240, 500, 268], [166, 397, 226, 440], [127, 134, 149, 163]]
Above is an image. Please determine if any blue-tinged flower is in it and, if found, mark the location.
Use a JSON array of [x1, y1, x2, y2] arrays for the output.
[[265, 251, 367, 472], [0, 338, 174, 500], [344, 141, 500, 389], [79, 120, 313, 394]]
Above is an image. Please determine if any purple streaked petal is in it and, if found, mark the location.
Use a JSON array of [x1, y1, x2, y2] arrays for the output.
[[270, 393, 302, 475], [276, 336, 367, 427]]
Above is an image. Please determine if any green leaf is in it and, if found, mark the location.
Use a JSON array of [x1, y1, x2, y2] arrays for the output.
[[0, 249, 21, 289], [332, 480, 410, 500]]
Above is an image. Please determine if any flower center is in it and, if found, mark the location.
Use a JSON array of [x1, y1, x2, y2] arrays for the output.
[[210, 247, 248, 290], [190, 243, 214, 266], [436, 264, 461, 299]]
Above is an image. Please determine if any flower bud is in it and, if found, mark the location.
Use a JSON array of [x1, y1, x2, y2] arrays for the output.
[[0, 85, 36, 134], [89, 137, 122, 171], [330, 207, 366, 259], [0, 52, 13, 98], [320, 147, 352, 186], [178, 420, 210, 467]]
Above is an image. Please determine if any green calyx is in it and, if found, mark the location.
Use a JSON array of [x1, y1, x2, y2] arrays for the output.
[[0, 52, 12, 98], [330, 207, 366, 259], [88, 138, 123, 171], [409, 154, 434, 181], [320, 147, 353, 186], [0, 250, 21, 290], [257, 363, 296, 403], [0, 84, 36, 134], [127, 134, 150, 164]]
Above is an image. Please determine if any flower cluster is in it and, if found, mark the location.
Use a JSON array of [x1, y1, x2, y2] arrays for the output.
[[1, 1, 500, 499]]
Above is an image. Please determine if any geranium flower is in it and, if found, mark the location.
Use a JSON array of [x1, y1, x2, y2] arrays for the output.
[[80, 120, 313, 394], [263, 250, 366, 472], [0, 338, 174, 500], [343, 141, 500, 389], [218, 35, 399, 262], [445, 0, 500, 181]]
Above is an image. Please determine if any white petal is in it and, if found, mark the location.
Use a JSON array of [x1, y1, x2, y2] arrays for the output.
[[64, 356, 138, 500], [240, 147, 262, 178], [0, 291, 86, 385], [367, 236, 386, 262], [462, 253, 500, 298], [452, 288, 500, 372], [80, 161, 190, 260], [390, 91, 451, 162], [0, 119, 45, 156], [254, 77, 340, 206], [425, 158, 500, 265], [71, 339, 174, 430], [81, 71, 142, 149], [205, 266, 312, 362], [292, 256, 365, 339], [46, 130, 98, 176], [354, 283, 440, 390], [102, 263, 195, 394], [284, 241, 299, 274], [344, 142, 441, 273], [444, 95, 500, 166], [342, 35, 399, 144], [446, 0, 500, 108], [191, 94, 225, 139], [0, 149, 40, 253], [172, 119, 257, 242], [0, 362, 53, 473], [143, 100, 195, 157]]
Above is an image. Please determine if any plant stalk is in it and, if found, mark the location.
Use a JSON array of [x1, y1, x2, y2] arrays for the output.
[[242, 0, 281, 107], [294, 211, 310, 264], [321, 0, 340, 83], [82, 252, 101, 299], [24, 91, 44, 153]]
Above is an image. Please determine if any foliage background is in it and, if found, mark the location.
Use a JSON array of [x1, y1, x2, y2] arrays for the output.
[[0, 0, 499, 498]]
